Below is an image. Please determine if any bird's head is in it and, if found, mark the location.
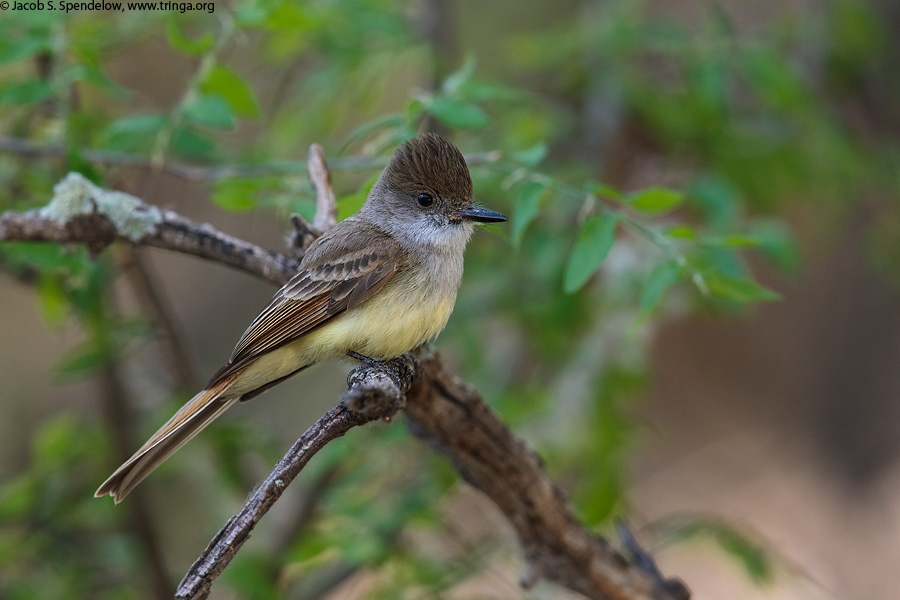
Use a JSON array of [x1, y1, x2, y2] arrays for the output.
[[362, 133, 507, 250]]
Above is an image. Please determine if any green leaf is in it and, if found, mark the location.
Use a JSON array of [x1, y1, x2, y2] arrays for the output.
[[338, 172, 380, 221], [628, 186, 683, 214], [182, 95, 236, 130], [640, 260, 681, 315], [263, 4, 318, 32], [442, 55, 477, 95], [0, 80, 52, 105], [407, 97, 426, 122], [235, 3, 270, 26], [37, 275, 68, 327], [563, 213, 618, 293], [691, 59, 728, 113], [54, 342, 105, 380], [34, 414, 81, 465], [688, 175, 739, 228], [77, 64, 129, 100], [212, 180, 258, 212], [100, 115, 167, 152], [576, 468, 622, 526], [744, 47, 807, 110], [458, 80, 524, 102], [586, 181, 623, 201], [718, 234, 762, 247], [287, 534, 337, 565], [661, 517, 777, 585], [716, 526, 775, 584], [1, 243, 87, 273], [665, 225, 696, 240], [223, 554, 280, 600], [706, 273, 781, 302], [0, 37, 50, 65], [511, 181, 544, 246], [0, 475, 37, 520], [170, 127, 215, 158], [201, 65, 258, 118], [750, 221, 801, 272], [700, 234, 763, 247], [427, 96, 490, 129], [165, 19, 214, 55]]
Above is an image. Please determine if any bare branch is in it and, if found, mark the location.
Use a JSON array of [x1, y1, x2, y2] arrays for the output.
[[175, 355, 414, 600], [96, 308, 174, 600], [122, 247, 199, 391], [0, 134, 501, 182], [405, 355, 688, 600], [615, 519, 679, 590], [287, 145, 340, 257], [308, 144, 338, 233], [0, 201, 298, 285], [0, 178, 688, 600]]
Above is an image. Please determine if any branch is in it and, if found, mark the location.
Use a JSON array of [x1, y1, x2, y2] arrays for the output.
[[122, 247, 199, 391], [405, 355, 689, 600], [0, 173, 298, 284], [287, 144, 339, 256], [175, 356, 415, 600], [98, 335, 174, 600], [308, 144, 338, 233], [0, 176, 689, 600], [0, 134, 502, 182]]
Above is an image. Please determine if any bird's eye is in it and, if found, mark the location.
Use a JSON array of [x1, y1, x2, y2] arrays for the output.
[[417, 193, 434, 207]]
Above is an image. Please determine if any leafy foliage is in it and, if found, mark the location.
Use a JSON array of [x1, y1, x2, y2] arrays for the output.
[[2, 0, 897, 598], [652, 515, 782, 585]]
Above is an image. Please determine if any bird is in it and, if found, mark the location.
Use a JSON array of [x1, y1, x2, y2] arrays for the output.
[[95, 133, 507, 502]]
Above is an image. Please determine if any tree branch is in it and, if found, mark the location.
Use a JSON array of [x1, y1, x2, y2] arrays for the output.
[[122, 247, 200, 391], [307, 144, 338, 233], [286, 144, 339, 257], [98, 333, 175, 600], [0, 134, 501, 182], [0, 176, 689, 600], [175, 357, 414, 600], [0, 182, 299, 284], [405, 355, 689, 600]]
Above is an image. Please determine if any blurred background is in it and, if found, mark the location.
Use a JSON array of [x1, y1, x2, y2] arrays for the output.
[[1, 0, 899, 598]]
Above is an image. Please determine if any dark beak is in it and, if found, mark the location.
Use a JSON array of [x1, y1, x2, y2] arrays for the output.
[[454, 205, 508, 223]]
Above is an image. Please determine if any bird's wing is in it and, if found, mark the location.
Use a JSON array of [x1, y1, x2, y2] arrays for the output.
[[207, 226, 404, 386]]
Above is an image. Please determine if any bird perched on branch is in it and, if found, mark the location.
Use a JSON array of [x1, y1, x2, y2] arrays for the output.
[[96, 133, 507, 502]]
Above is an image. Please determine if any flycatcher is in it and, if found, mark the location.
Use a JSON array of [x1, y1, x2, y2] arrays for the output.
[[95, 133, 507, 502]]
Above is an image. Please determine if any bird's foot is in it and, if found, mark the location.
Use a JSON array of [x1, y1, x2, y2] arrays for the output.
[[346, 351, 417, 392]]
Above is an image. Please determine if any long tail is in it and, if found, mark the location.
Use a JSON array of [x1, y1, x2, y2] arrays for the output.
[[95, 373, 240, 503]]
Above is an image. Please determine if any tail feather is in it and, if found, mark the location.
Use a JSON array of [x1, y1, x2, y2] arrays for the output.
[[95, 374, 240, 503]]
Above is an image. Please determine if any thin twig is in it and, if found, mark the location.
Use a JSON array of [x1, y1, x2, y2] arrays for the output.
[[307, 144, 338, 233], [0, 135, 502, 182], [175, 357, 414, 600], [0, 177, 689, 600], [122, 247, 199, 391], [150, 13, 237, 167], [286, 144, 340, 256], [96, 306, 174, 600]]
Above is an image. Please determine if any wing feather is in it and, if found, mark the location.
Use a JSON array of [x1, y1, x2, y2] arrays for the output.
[[207, 224, 404, 387]]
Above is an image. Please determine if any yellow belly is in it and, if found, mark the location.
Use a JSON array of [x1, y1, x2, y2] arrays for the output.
[[229, 278, 455, 397]]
